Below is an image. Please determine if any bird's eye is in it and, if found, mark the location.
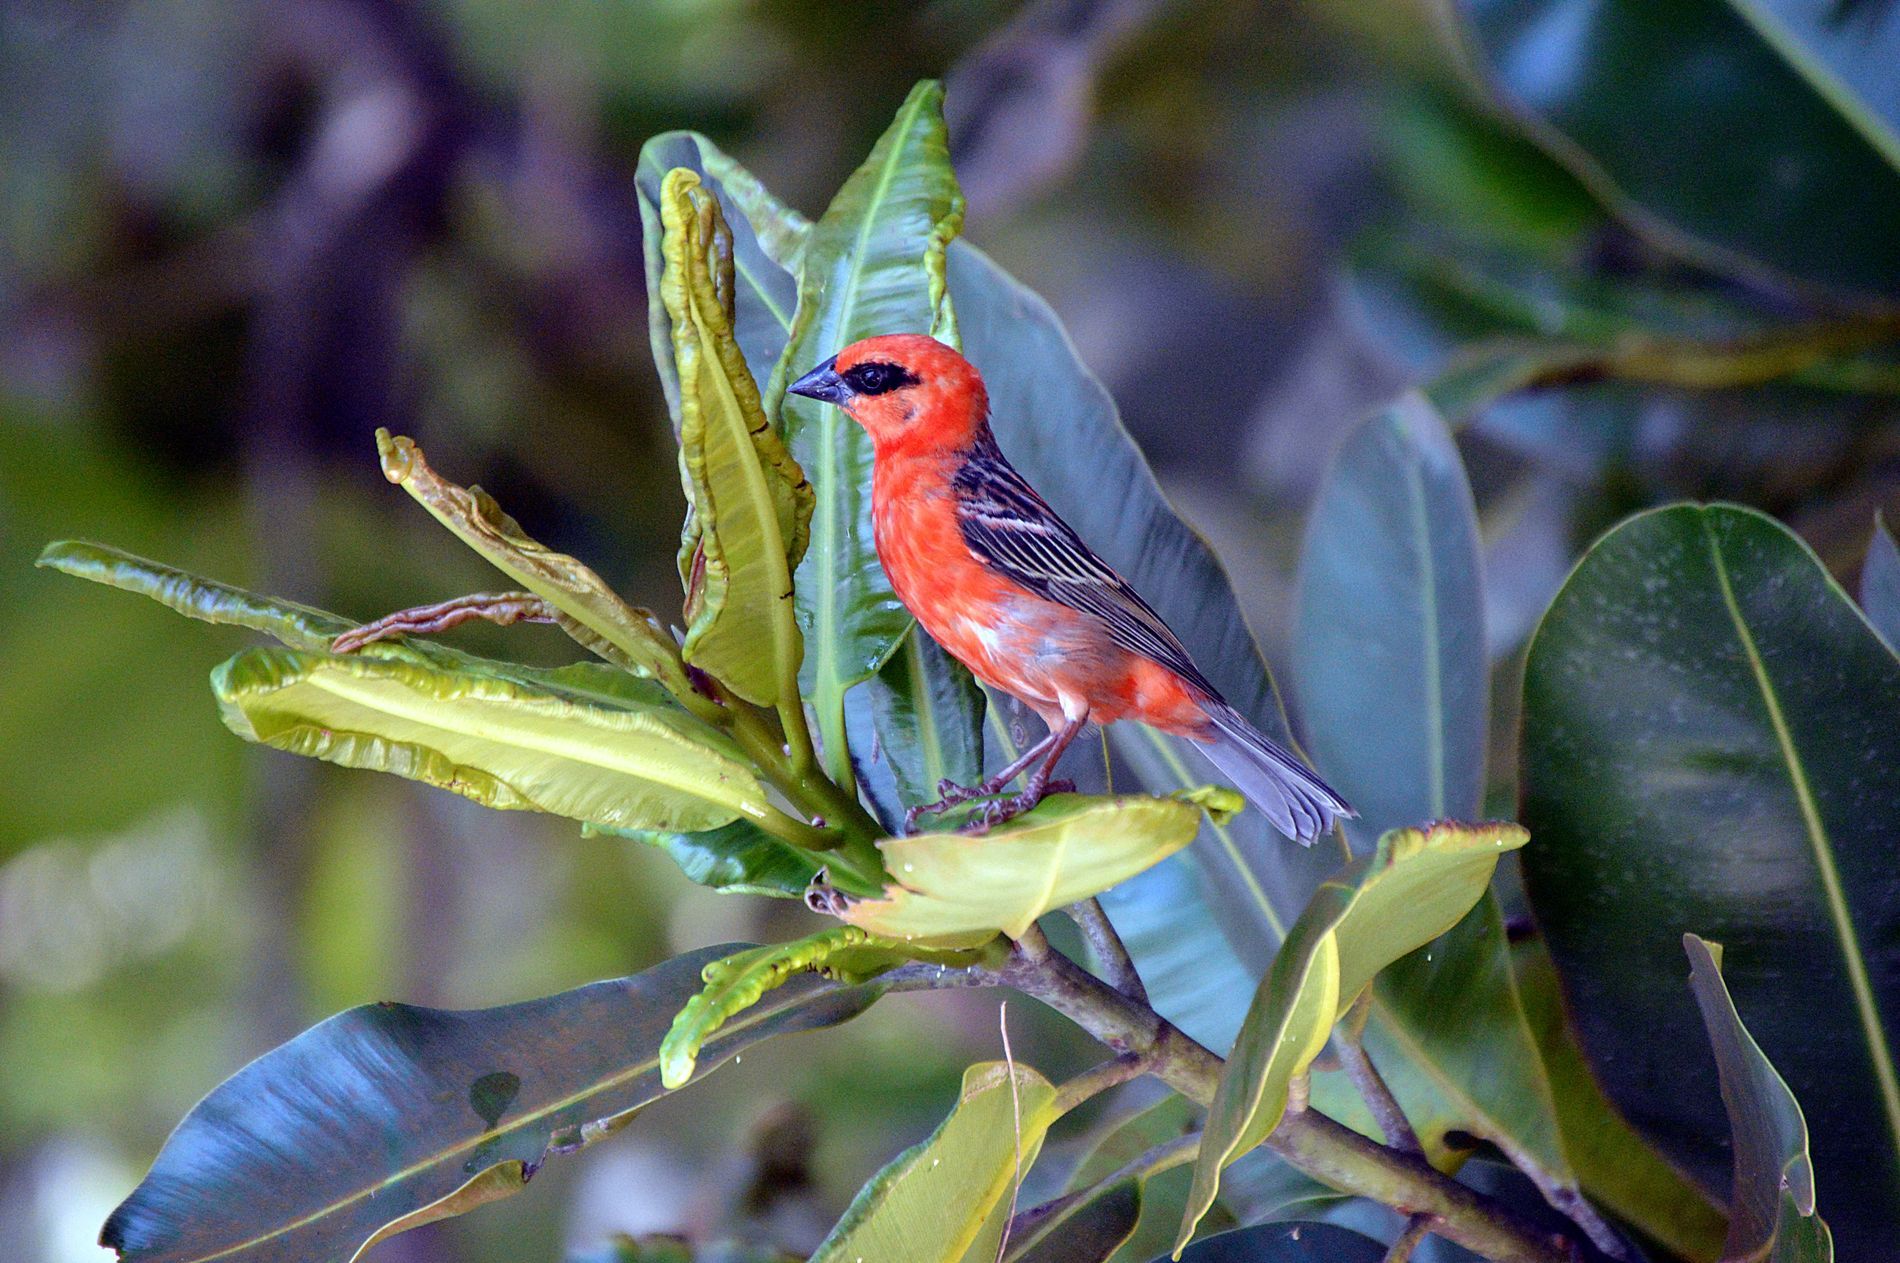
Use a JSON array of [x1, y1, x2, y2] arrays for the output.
[[845, 360, 916, 396]]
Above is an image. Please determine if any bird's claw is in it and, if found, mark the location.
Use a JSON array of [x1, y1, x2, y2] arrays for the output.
[[902, 777, 990, 834], [961, 780, 1073, 834]]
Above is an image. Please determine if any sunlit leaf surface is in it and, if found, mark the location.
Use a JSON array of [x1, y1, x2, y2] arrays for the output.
[[216, 644, 770, 834], [810, 1060, 1056, 1263], [1176, 823, 1528, 1249], [840, 793, 1218, 944]]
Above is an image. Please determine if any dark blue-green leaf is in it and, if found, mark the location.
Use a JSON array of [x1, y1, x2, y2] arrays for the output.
[[1451, 0, 1900, 297], [1685, 934, 1834, 1262], [1521, 503, 1900, 1254], [102, 947, 879, 1262], [1862, 510, 1900, 653], [1163, 1222, 1385, 1262]]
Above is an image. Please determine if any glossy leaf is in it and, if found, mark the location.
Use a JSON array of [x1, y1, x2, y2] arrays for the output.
[[215, 644, 773, 835], [376, 431, 690, 691], [1177, 823, 1529, 1250], [100, 947, 879, 1263], [1291, 393, 1594, 1215], [1862, 510, 1900, 652], [636, 131, 808, 415], [1007, 1178, 1141, 1263], [575, 1238, 799, 1263], [660, 926, 985, 1088], [1451, 0, 1900, 297], [947, 233, 1346, 989], [659, 167, 812, 705], [1520, 503, 1900, 1253], [839, 791, 1228, 945], [1166, 1222, 1386, 1263], [863, 626, 987, 826], [1514, 940, 1729, 1262], [1684, 935, 1834, 1263], [589, 819, 822, 899], [945, 223, 1589, 1200], [773, 79, 964, 785], [811, 1060, 1056, 1263], [38, 539, 354, 653], [636, 124, 986, 814], [1291, 392, 1486, 848]]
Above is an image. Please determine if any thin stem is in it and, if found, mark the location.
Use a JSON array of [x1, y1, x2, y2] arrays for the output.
[[725, 700, 887, 886], [1335, 990, 1423, 1155], [1051, 1053, 1146, 1116], [982, 936, 1572, 1263], [1006, 1131, 1199, 1255], [1383, 1215, 1437, 1263], [1065, 898, 1148, 1004]]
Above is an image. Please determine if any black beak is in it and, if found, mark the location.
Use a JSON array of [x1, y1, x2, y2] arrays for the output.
[[788, 355, 849, 406]]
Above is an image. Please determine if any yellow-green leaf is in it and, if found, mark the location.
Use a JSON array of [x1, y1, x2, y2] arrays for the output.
[[1174, 821, 1529, 1254], [375, 430, 690, 693], [811, 1060, 1057, 1263], [773, 79, 964, 785], [37, 539, 355, 652], [661, 167, 812, 706], [839, 793, 1216, 944], [215, 644, 775, 834], [659, 926, 994, 1088]]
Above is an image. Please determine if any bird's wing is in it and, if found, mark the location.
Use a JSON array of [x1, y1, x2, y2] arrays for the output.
[[952, 433, 1217, 697]]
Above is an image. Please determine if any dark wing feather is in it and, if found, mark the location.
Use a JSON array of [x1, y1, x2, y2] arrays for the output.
[[953, 432, 1219, 698]]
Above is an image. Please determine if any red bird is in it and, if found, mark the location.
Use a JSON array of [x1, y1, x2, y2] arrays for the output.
[[788, 334, 1352, 843]]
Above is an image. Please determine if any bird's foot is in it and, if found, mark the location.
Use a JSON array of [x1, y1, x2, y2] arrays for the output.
[[903, 777, 992, 833], [961, 780, 1075, 834]]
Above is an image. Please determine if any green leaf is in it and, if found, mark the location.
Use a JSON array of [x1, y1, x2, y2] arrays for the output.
[[1862, 510, 1900, 653], [773, 79, 964, 785], [660, 926, 986, 1088], [862, 626, 987, 827], [811, 1060, 1056, 1263], [574, 1237, 799, 1263], [1684, 934, 1835, 1263], [1290, 392, 1601, 1218], [1292, 393, 1487, 846], [636, 132, 809, 416], [1176, 822, 1529, 1251], [100, 946, 880, 1263], [1514, 939, 1729, 1262], [1010, 1094, 1199, 1263], [589, 819, 823, 899], [1006, 1178, 1141, 1263], [1450, 0, 1900, 297], [1521, 503, 1900, 1254], [215, 644, 776, 835], [838, 792, 1219, 945], [37, 539, 354, 653], [574, 1239, 799, 1263], [659, 167, 813, 706], [1166, 1222, 1386, 1262], [375, 432, 691, 691], [945, 232, 1346, 1025]]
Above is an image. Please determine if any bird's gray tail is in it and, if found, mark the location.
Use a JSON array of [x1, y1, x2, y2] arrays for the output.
[[1193, 701, 1354, 845]]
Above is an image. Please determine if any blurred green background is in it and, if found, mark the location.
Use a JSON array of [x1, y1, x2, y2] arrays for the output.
[[4, 2, 1896, 1260]]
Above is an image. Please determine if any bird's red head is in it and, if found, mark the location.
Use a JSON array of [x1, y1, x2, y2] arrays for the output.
[[787, 334, 988, 456]]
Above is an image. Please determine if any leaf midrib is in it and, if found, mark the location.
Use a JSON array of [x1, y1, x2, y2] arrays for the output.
[[293, 666, 763, 821], [1701, 514, 1900, 1161], [169, 987, 842, 1263], [807, 85, 933, 717]]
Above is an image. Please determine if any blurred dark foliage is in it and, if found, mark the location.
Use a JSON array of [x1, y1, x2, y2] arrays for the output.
[[2, 1, 1896, 1260]]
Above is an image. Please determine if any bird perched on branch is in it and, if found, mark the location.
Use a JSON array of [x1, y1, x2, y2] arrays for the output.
[[788, 334, 1352, 843]]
